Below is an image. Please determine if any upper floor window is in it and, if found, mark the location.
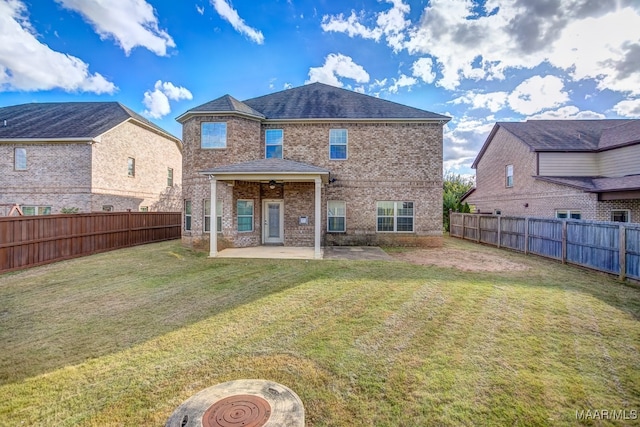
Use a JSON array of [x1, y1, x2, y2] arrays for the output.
[[330, 129, 348, 160], [377, 201, 414, 232], [202, 122, 227, 149], [556, 210, 581, 220], [14, 148, 27, 170], [167, 168, 174, 187], [611, 210, 630, 223], [265, 129, 283, 159], [128, 157, 135, 177], [505, 165, 513, 187]]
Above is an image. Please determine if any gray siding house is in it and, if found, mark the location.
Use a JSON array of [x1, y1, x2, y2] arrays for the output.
[[464, 120, 640, 222], [0, 102, 183, 215], [178, 83, 450, 258]]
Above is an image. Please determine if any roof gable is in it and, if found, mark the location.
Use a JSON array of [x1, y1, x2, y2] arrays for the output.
[[0, 102, 179, 144], [179, 95, 265, 121]]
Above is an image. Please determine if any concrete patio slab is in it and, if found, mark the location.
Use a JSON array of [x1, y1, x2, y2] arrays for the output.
[[323, 246, 395, 261], [216, 246, 317, 259]]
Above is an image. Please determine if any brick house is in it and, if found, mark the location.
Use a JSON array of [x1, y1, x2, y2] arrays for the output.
[[0, 102, 182, 215], [177, 83, 449, 258], [463, 120, 640, 222]]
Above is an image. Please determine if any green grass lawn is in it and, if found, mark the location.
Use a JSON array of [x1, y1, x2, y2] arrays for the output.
[[1, 238, 639, 426]]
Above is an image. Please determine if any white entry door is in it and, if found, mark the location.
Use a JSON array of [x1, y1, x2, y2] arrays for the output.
[[263, 200, 284, 244]]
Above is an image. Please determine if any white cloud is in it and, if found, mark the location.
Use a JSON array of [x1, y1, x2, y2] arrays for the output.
[[56, 0, 175, 56], [196, 5, 205, 15], [0, 0, 116, 93], [211, 0, 264, 44], [143, 80, 192, 119], [612, 99, 640, 118], [411, 57, 436, 84], [450, 91, 508, 113], [388, 74, 417, 93], [306, 53, 370, 87], [507, 75, 569, 115], [321, 0, 410, 51], [527, 106, 605, 120]]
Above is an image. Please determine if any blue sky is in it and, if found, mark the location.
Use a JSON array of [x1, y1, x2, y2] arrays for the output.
[[2, 0, 640, 177]]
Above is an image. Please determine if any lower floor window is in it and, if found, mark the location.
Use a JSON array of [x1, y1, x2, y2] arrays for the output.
[[237, 200, 254, 232], [204, 199, 223, 232], [184, 200, 192, 230], [556, 209, 581, 220], [327, 200, 346, 232], [611, 210, 630, 223], [377, 201, 414, 232], [21, 206, 51, 216]]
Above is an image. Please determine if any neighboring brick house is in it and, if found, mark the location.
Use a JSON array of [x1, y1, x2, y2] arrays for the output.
[[463, 120, 640, 222], [177, 82, 449, 258], [0, 102, 182, 215]]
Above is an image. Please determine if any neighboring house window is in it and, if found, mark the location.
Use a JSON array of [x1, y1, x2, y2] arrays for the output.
[[167, 168, 174, 187], [377, 201, 414, 232], [184, 200, 192, 231], [21, 206, 51, 216], [329, 129, 348, 160], [128, 157, 135, 177], [237, 200, 254, 232], [102, 205, 114, 212], [494, 210, 502, 215], [202, 122, 227, 149], [140, 207, 148, 212], [556, 210, 581, 220], [506, 165, 513, 188], [14, 148, 27, 170], [265, 129, 283, 159], [327, 201, 346, 232], [611, 210, 630, 223], [204, 199, 223, 233]]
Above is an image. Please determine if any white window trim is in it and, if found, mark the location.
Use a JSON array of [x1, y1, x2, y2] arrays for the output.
[[327, 200, 346, 232], [237, 199, 254, 233], [167, 168, 174, 187], [184, 200, 192, 231], [128, 157, 135, 177], [555, 209, 581, 220], [611, 209, 631, 223], [506, 165, 513, 188], [329, 129, 348, 160], [14, 147, 27, 171], [21, 206, 51, 216], [201, 122, 227, 149], [265, 129, 283, 159], [376, 201, 415, 233], [204, 199, 223, 233]]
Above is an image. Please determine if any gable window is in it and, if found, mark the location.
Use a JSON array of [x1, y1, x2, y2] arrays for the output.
[[202, 122, 227, 149], [204, 199, 223, 232], [377, 201, 414, 232], [327, 201, 346, 232], [128, 157, 135, 177], [14, 148, 27, 170], [506, 165, 513, 187], [184, 200, 192, 231], [329, 129, 347, 160], [167, 168, 174, 187], [265, 129, 283, 159], [611, 210, 630, 223], [556, 209, 581, 220], [237, 200, 254, 232]]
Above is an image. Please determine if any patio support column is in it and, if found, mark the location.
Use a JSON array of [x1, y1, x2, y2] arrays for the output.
[[314, 177, 322, 259], [209, 175, 217, 258]]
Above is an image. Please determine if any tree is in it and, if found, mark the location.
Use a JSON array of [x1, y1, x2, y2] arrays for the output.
[[443, 171, 474, 232]]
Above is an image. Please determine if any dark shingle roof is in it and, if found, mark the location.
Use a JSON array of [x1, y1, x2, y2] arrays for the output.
[[0, 102, 179, 142], [200, 158, 330, 175], [472, 119, 640, 168], [535, 175, 640, 192], [179, 82, 450, 122]]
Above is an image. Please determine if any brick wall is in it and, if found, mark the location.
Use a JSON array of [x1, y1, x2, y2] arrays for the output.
[[181, 115, 444, 248]]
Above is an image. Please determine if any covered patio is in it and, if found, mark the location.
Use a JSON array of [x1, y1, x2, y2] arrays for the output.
[[200, 158, 330, 259]]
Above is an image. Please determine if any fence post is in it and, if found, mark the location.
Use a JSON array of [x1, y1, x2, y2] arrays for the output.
[[524, 217, 529, 254], [497, 216, 501, 248], [619, 225, 626, 281], [562, 221, 567, 264], [476, 215, 481, 242], [127, 209, 132, 247]]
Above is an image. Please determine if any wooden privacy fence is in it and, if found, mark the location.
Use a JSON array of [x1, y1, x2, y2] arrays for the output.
[[0, 212, 181, 273], [450, 212, 640, 281]]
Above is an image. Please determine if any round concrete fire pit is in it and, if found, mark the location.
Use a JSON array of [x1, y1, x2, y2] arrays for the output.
[[165, 379, 304, 427]]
